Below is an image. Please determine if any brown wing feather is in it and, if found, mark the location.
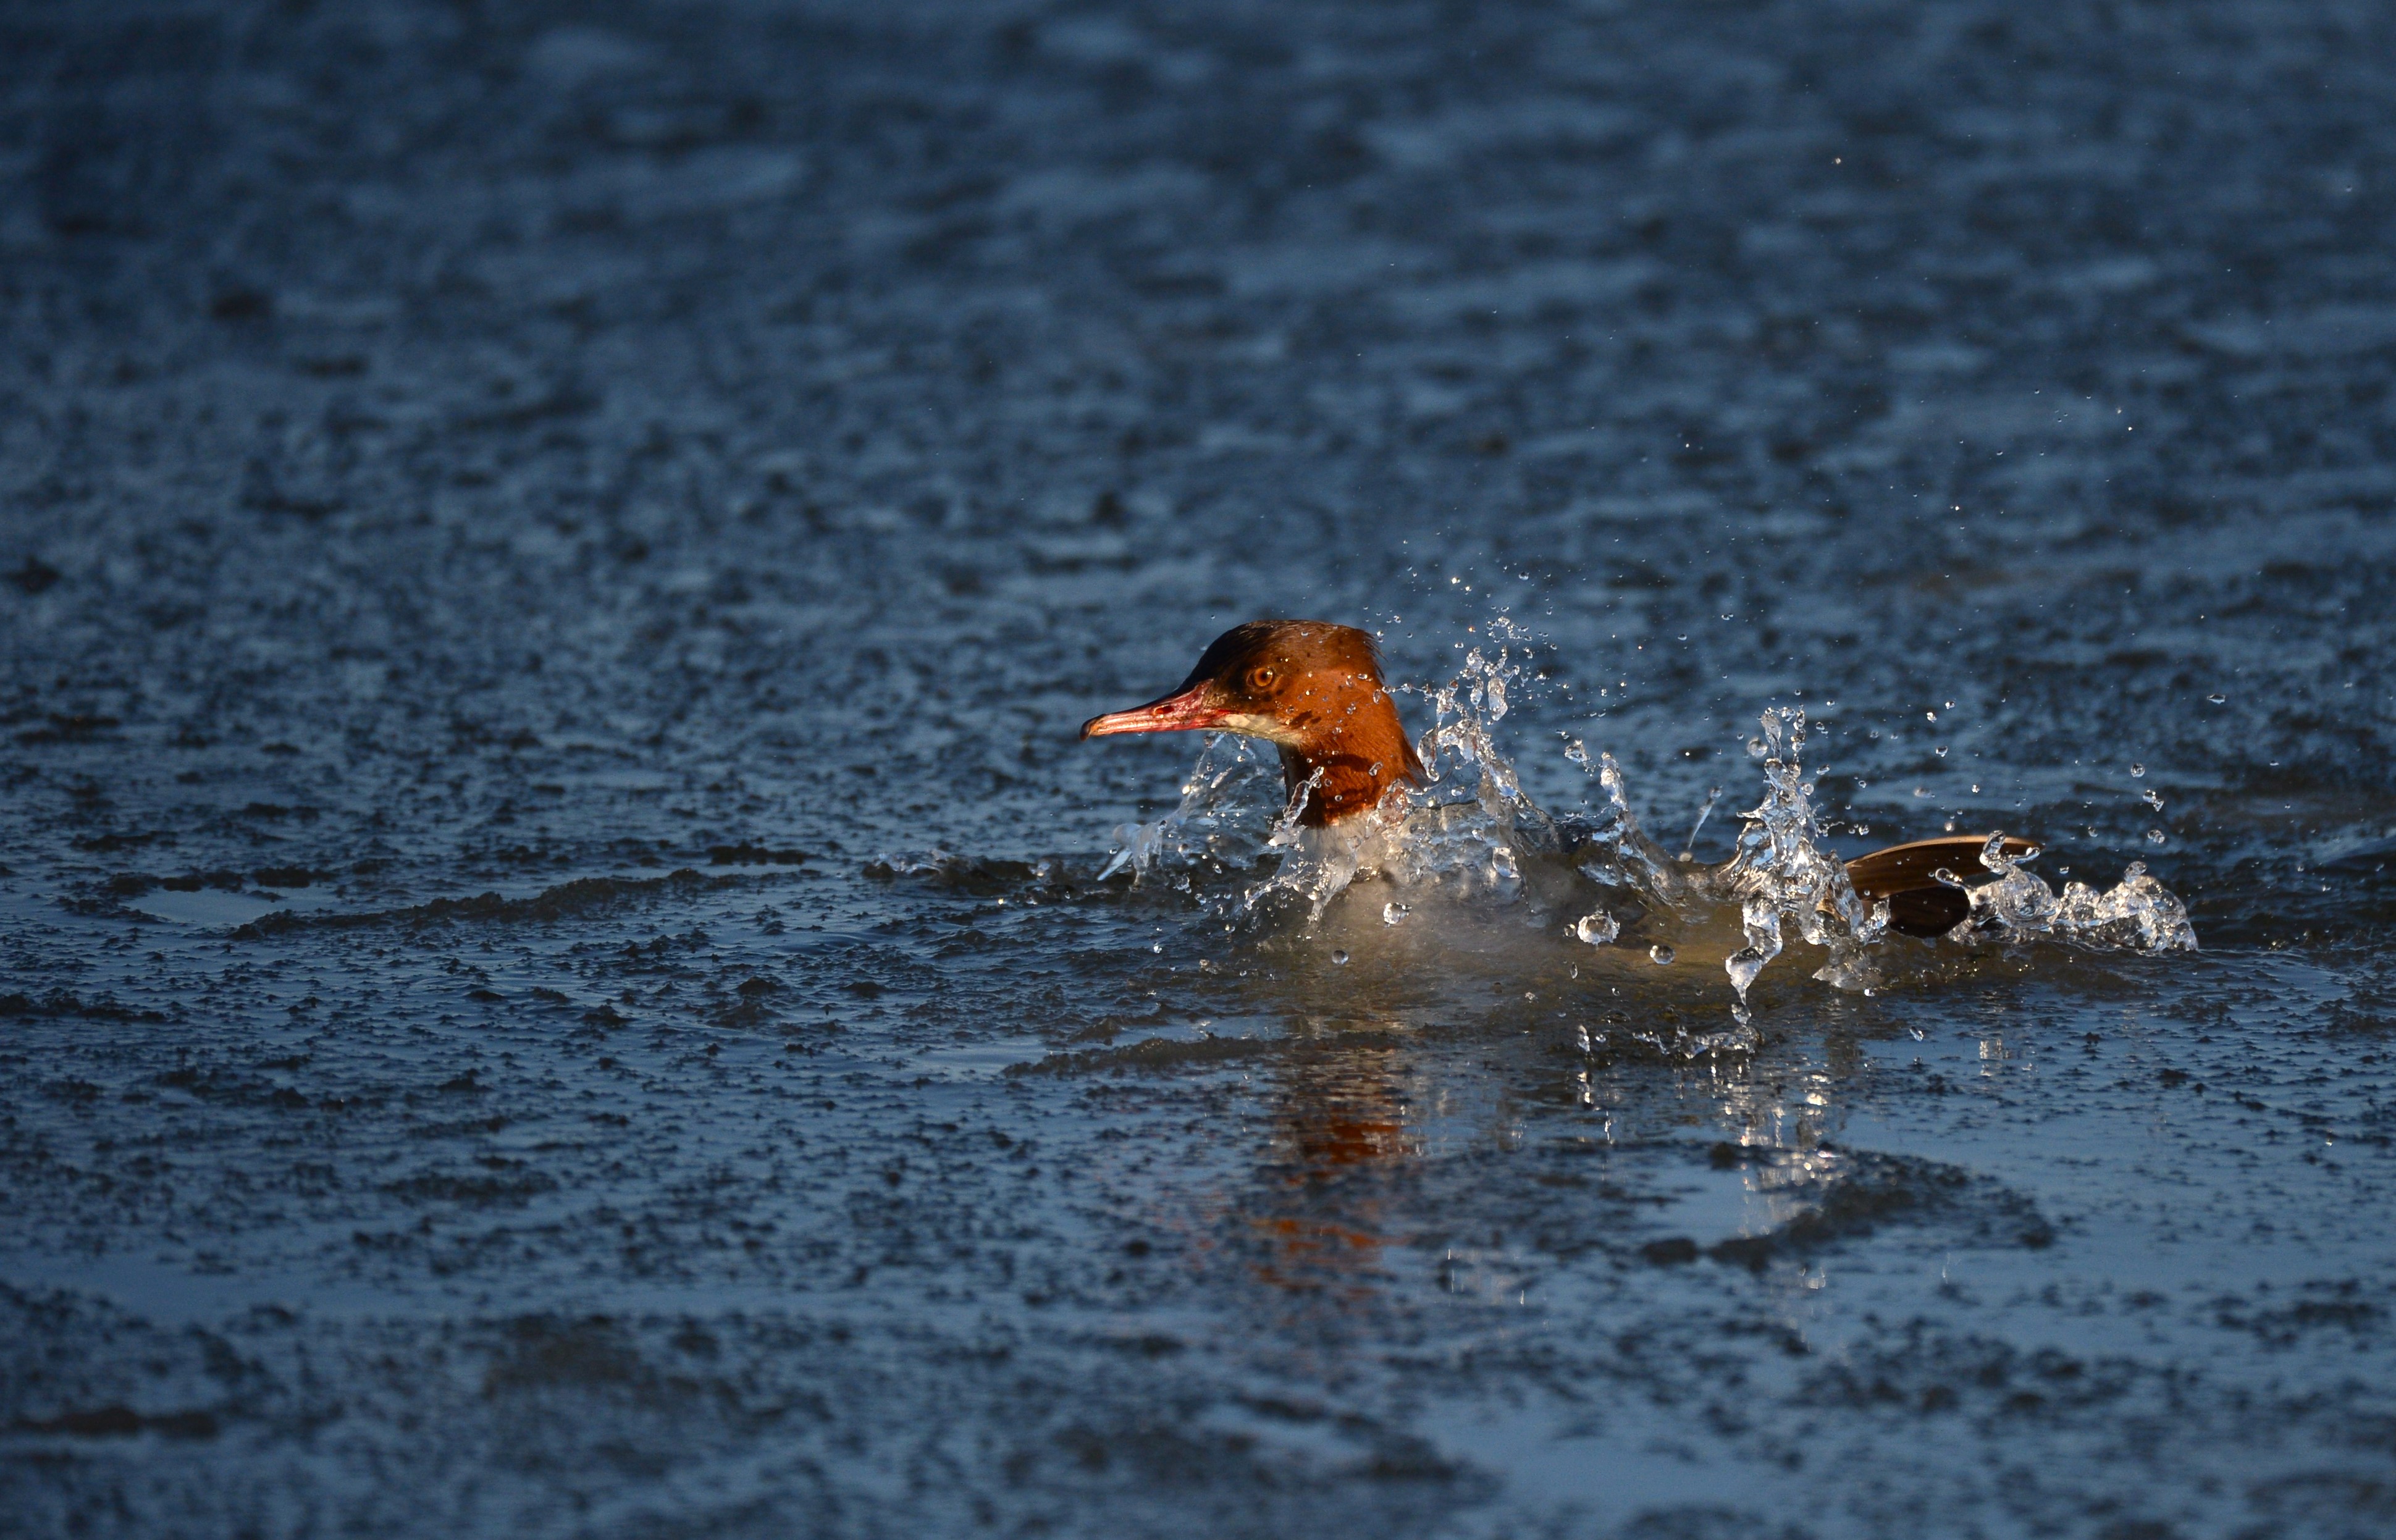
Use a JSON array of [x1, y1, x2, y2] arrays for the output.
[[1843, 834, 2040, 938]]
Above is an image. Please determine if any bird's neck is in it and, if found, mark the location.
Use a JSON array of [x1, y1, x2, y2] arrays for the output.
[[1278, 697, 1421, 827]]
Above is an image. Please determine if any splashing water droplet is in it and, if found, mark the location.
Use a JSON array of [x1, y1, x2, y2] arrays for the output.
[[1679, 785, 1725, 862], [2142, 789, 2164, 810], [1331, 949, 1351, 966], [2146, 829, 2167, 846], [2207, 693, 2226, 705], [1382, 901, 1410, 925], [1649, 943, 1675, 965], [2130, 762, 2145, 778], [1564, 738, 1589, 766], [1573, 911, 1620, 946], [1935, 746, 1949, 758]]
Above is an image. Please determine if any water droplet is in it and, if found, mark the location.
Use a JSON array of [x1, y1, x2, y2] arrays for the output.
[[1563, 738, 1588, 765], [2146, 829, 2167, 846], [1935, 746, 1949, 758], [1925, 709, 1938, 722], [1331, 949, 1350, 966], [1648, 944, 1675, 966], [1573, 912, 1620, 946], [2207, 693, 2226, 705], [2129, 762, 2145, 777], [1150, 942, 1162, 954], [1854, 823, 1869, 836], [2141, 789, 2164, 810], [1381, 901, 1410, 925]]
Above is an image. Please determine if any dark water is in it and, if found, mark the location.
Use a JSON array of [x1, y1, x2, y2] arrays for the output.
[[5, 1, 2396, 1534]]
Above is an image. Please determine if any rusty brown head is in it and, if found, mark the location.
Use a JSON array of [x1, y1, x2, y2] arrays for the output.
[[1082, 620, 1424, 826]]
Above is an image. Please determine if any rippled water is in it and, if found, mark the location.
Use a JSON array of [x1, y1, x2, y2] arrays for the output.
[[6, 2, 2396, 1537]]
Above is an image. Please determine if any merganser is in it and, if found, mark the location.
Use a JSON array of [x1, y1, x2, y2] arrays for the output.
[[1083, 618, 2024, 936]]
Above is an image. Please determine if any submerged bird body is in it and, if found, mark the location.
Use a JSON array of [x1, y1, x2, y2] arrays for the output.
[[1083, 619, 2022, 935]]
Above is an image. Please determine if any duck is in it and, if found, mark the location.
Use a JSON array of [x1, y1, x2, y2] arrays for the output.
[[1082, 618, 2024, 936]]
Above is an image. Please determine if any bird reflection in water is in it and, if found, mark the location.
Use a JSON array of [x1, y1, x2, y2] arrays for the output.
[[1222, 999, 1897, 1316], [1243, 1033, 1423, 1303]]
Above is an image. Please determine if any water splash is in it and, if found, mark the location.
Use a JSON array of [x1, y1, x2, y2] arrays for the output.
[[1952, 833, 2199, 954], [1557, 749, 1695, 907], [1096, 734, 1283, 885], [1234, 760, 1377, 922], [1705, 708, 1887, 1021]]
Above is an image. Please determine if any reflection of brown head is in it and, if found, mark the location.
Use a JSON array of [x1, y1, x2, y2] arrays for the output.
[[1284, 1091, 1408, 1172], [1083, 620, 1423, 827], [1243, 1046, 1416, 1298]]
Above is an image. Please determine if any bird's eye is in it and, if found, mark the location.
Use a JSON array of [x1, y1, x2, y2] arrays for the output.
[[1246, 667, 1276, 692]]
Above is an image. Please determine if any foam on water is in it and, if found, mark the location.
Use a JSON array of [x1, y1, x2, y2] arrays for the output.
[[1099, 621, 2198, 1033]]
